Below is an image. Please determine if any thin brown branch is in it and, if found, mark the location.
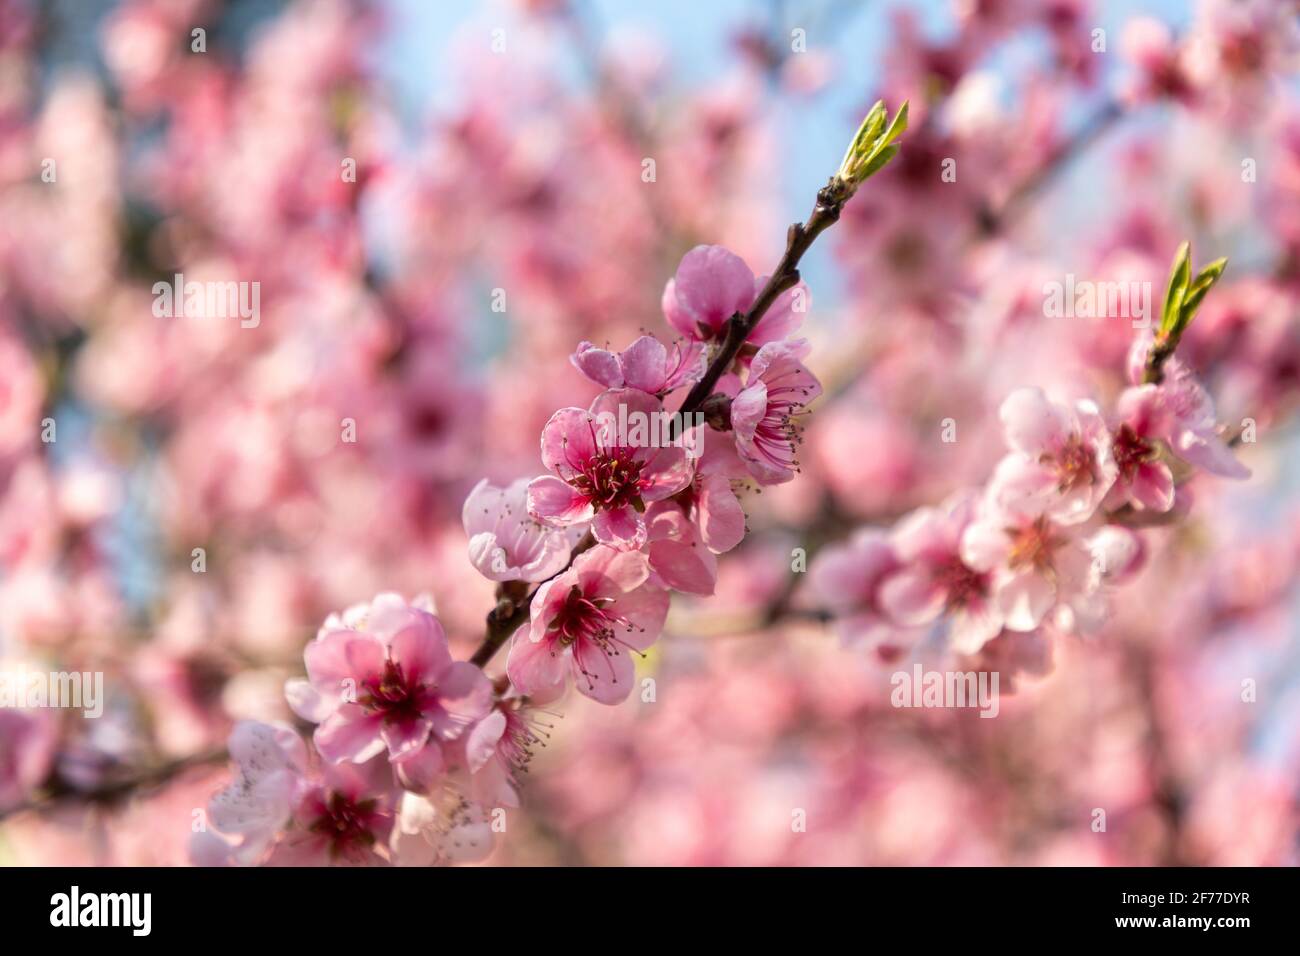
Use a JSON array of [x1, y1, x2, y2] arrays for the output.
[[0, 747, 228, 822]]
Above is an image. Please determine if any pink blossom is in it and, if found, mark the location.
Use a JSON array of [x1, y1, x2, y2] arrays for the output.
[[644, 499, 718, 595], [1120, 16, 1195, 104], [462, 477, 584, 583], [268, 760, 398, 867], [0, 331, 43, 462], [992, 387, 1116, 524], [388, 790, 495, 866], [527, 388, 694, 550], [507, 545, 668, 704], [730, 339, 822, 485], [1105, 385, 1176, 512], [879, 491, 1003, 655], [461, 697, 548, 809], [1126, 337, 1250, 479], [673, 438, 748, 555], [959, 492, 1100, 633], [286, 594, 492, 786], [809, 529, 914, 659], [571, 335, 705, 395], [192, 721, 307, 867], [661, 244, 808, 346]]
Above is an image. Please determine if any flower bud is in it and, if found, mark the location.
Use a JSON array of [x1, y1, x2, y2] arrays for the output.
[[835, 99, 909, 195]]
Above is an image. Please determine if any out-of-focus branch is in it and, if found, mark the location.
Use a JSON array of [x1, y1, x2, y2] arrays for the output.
[[980, 99, 1125, 233], [0, 748, 228, 823]]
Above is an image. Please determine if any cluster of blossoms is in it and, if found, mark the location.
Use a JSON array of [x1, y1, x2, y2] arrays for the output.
[[195, 241, 824, 864], [811, 250, 1249, 666], [6, 0, 1298, 868]]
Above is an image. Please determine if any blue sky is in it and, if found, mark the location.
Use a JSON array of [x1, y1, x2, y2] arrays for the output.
[[377, 0, 1197, 296]]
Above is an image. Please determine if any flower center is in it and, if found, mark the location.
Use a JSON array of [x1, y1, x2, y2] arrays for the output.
[[359, 660, 424, 725], [571, 451, 646, 512], [550, 585, 622, 647], [1111, 424, 1155, 479], [1006, 516, 1063, 572], [547, 585, 645, 694], [933, 555, 989, 611], [1049, 433, 1098, 491], [308, 791, 381, 861]]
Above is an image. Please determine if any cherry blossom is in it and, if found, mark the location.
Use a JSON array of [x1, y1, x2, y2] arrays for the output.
[[991, 387, 1117, 524], [878, 491, 1003, 655], [507, 546, 669, 704], [286, 595, 492, 784], [730, 339, 822, 485], [527, 388, 694, 549], [570, 335, 705, 396], [462, 477, 584, 583]]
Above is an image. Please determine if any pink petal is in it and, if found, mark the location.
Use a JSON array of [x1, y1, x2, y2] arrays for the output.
[[314, 708, 387, 763], [959, 519, 1011, 573], [618, 336, 669, 393], [381, 716, 433, 760], [995, 569, 1055, 632], [889, 506, 951, 562], [648, 537, 717, 595], [570, 635, 637, 704], [506, 630, 568, 698], [878, 568, 947, 625], [747, 278, 807, 346], [661, 278, 696, 338], [540, 407, 598, 478], [610, 586, 670, 650], [999, 387, 1072, 455], [527, 474, 594, 525], [729, 381, 767, 442], [697, 473, 745, 553], [637, 445, 694, 500], [1173, 428, 1250, 479], [1131, 461, 1175, 511], [591, 505, 647, 549], [672, 245, 755, 337], [428, 661, 494, 739], [465, 710, 507, 774], [570, 342, 624, 388], [388, 618, 452, 685], [576, 545, 651, 595], [393, 741, 445, 791], [305, 631, 385, 698], [949, 600, 1003, 655], [285, 678, 335, 723]]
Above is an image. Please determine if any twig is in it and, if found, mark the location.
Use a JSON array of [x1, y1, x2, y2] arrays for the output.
[[981, 99, 1124, 233], [0, 747, 228, 822], [467, 176, 860, 670]]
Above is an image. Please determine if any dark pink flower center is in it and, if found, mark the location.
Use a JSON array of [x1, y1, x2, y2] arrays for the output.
[[571, 450, 646, 512], [1111, 423, 1156, 480], [359, 659, 425, 725], [748, 372, 816, 473], [306, 791, 383, 862], [497, 705, 549, 780], [547, 584, 646, 693], [1006, 516, 1065, 572], [1047, 433, 1099, 491], [933, 555, 990, 611]]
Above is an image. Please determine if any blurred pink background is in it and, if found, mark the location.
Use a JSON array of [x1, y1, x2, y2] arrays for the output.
[[1, 0, 1298, 865]]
